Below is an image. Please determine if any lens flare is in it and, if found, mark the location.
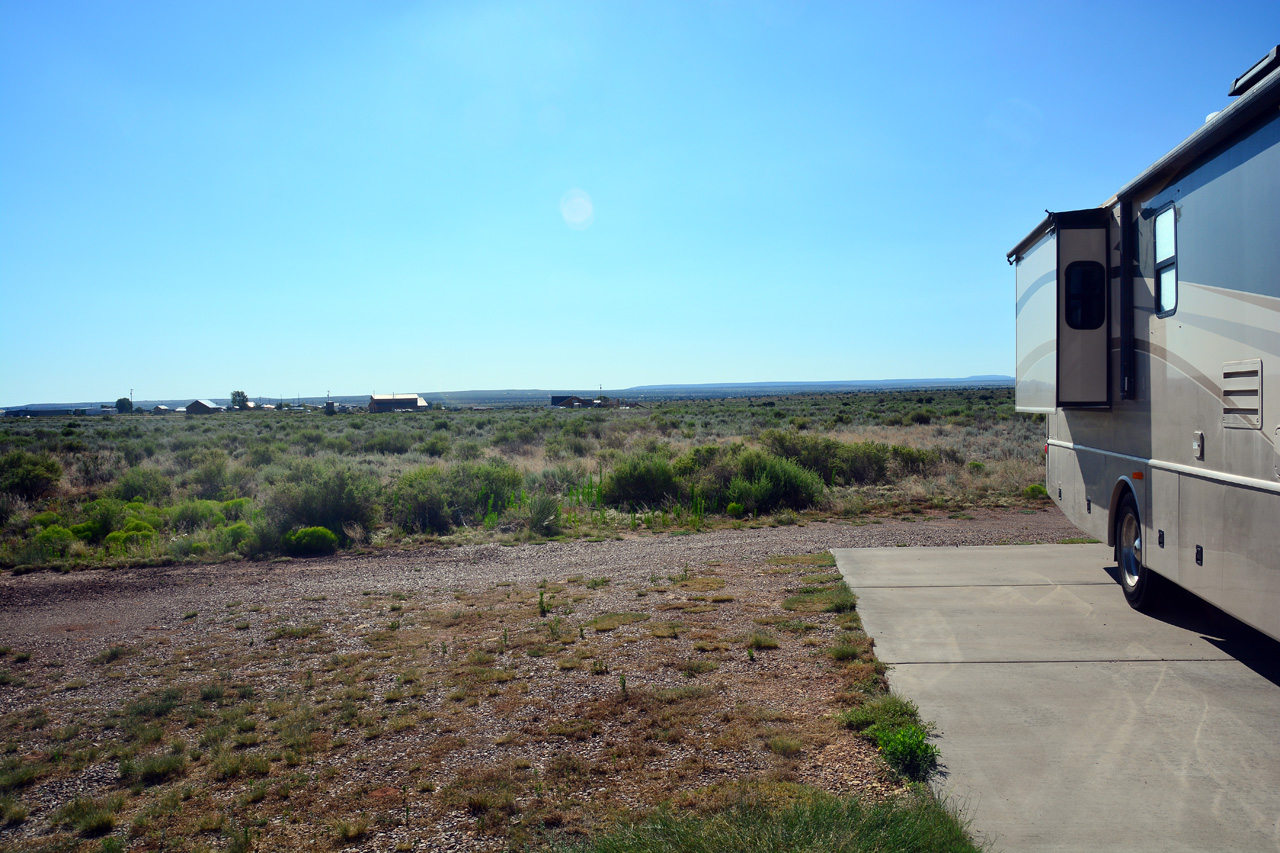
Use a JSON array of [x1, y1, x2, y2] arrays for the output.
[[560, 189, 594, 230]]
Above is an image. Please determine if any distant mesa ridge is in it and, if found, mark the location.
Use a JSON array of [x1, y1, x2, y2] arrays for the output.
[[5, 376, 1012, 411]]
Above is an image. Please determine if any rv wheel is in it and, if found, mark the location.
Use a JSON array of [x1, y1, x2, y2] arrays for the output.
[[1116, 494, 1159, 610]]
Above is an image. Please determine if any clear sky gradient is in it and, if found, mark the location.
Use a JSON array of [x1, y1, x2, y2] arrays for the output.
[[3, 1, 1277, 406]]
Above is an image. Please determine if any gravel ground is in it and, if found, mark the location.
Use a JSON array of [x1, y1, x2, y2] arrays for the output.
[[0, 506, 1081, 852], [0, 508, 1079, 662]]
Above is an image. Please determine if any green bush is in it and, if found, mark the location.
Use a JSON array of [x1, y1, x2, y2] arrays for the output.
[[219, 522, 254, 554], [220, 497, 252, 520], [104, 519, 157, 555], [31, 511, 61, 528], [34, 524, 77, 559], [726, 502, 745, 519], [1023, 483, 1050, 499], [0, 450, 62, 499], [603, 452, 678, 508], [70, 499, 127, 543], [282, 526, 339, 556], [112, 466, 171, 503], [169, 500, 227, 532]]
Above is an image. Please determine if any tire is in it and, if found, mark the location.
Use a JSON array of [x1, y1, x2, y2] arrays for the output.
[[1116, 493, 1159, 610]]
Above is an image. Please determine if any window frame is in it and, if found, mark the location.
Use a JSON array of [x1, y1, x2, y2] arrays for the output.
[[1154, 204, 1178, 318]]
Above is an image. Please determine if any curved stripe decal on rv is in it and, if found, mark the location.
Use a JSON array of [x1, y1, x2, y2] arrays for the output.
[[1190, 281, 1280, 313], [1134, 338, 1220, 403], [1015, 269, 1056, 318], [1015, 340, 1055, 379]]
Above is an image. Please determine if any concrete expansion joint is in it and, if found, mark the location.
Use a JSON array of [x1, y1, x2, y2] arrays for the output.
[[889, 657, 1248, 666]]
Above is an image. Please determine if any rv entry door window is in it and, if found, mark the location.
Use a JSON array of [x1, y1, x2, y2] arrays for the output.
[[1155, 206, 1177, 316], [1064, 261, 1106, 329]]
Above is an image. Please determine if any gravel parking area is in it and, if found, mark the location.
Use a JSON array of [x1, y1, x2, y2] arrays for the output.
[[0, 507, 1079, 852]]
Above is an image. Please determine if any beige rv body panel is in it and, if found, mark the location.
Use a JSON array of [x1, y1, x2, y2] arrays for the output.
[[1013, 64, 1280, 640]]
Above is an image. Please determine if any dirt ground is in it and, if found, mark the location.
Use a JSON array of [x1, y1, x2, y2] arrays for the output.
[[0, 507, 1081, 852]]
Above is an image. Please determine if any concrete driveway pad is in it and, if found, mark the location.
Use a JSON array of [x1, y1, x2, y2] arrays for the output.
[[833, 544, 1280, 853]]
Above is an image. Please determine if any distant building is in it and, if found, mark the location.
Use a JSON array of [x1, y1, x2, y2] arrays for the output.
[[550, 395, 630, 409], [186, 400, 224, 414], [4, 407, 105, 417], [152, 405, 171, 414], [368, 394, 429, 413]]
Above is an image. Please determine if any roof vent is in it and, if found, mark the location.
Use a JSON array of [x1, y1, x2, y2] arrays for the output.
[[1229, 45, 1280, 96]]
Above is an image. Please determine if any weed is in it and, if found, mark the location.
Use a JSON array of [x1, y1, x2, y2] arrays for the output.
[[875, 724, 939, 781], [90, 645, 131, 665]]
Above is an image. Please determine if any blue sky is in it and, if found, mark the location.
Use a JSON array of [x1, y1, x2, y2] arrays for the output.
[[2, 1, 1276, 405]]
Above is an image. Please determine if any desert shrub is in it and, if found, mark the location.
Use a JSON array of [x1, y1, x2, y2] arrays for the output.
[[758, 431, 889, 485], [220, 497, 252, 520], [603, 452, 678, 508], [219, 522, 254, 554], [390, 467, 450, 534], [188, 450, 231, 499], [726, 502, 745, 518], [364, 431, 413, 455], [0, 450, 62, 500], [671, 443, 742, 498], [104, 519, 157, 555], [732, 449, 823, 513], [445, 459, 523, 522], [169, 500, 227, 532], [450, 440, 481, 461], [492, 423, 539, 453], [31, 511, 61, 528], [70, 499, 126, 543], [282, 526, 338, 556], [245, 441, 279, 467], [420, 435, 450, 457], [891, 445, 942, 477], [266, 461, 379, 544], [112, 466, 171, 503], [34, 524, 76, 558]]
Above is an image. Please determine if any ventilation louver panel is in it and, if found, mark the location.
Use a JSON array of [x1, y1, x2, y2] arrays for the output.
[[1222, 358, 1262, 429]]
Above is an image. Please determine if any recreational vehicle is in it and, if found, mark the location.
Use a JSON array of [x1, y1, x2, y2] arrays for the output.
[[1008, 46, 1280, 641]]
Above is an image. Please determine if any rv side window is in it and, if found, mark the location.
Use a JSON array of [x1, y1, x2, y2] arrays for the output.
[[1064, 261, 1106, 330], [1155, 206, 1177, 316]]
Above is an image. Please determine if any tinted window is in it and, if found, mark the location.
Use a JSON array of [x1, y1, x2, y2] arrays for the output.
[[1154, 206, 1177, 316], [1064, 260, 1106, 330]]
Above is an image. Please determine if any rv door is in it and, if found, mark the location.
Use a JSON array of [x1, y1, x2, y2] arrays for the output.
[[1054, 209, 1110, 408]]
